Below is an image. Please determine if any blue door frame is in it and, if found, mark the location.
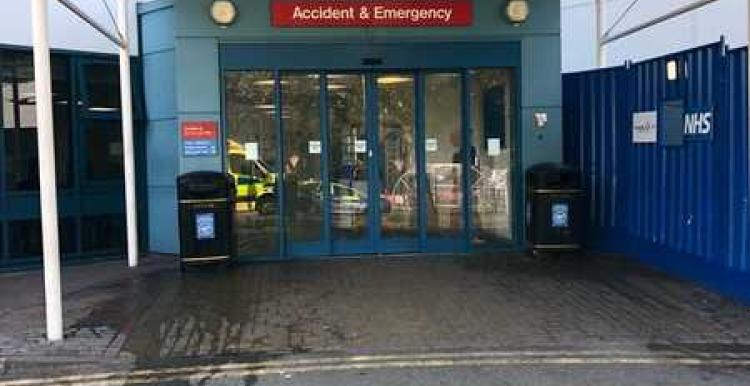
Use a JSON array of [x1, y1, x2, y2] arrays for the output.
[[221, 42, 522, 259]]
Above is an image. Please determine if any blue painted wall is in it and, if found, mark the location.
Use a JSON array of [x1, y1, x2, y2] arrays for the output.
[[139, 0, 562, 254], [139, 0, 179, 253]]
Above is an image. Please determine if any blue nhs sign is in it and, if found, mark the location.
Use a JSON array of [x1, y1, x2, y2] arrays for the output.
[[683, 109, 713, 140]]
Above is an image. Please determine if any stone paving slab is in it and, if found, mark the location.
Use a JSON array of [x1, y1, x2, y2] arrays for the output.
[[1, 253, 750, 380]]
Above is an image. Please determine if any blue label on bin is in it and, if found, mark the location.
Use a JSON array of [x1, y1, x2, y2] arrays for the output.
[[551, 203, 569, 228], [196, 213, 215, 240]]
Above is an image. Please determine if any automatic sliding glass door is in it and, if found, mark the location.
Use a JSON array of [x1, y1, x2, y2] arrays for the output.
[[376, 73, 419, 252], [423, 73, 466, 251], [326, 72, 420, 254], [282, 73, 326, 255], [225, 71, 280, 259], [469, 69, 516, 247], [328, 74, 372, 254], [224, 67, 518, 259]]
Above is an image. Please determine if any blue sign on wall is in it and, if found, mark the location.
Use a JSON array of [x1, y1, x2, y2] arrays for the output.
[[184, 139, 218, 156]]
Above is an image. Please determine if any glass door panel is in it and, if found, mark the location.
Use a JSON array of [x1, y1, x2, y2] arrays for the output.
[[282, 73, 325, 255], [424, 73, 465, 245], [225, 71, 280, 258], [328, 74, 370, 252], [376, 74, 418, 248], [470, 69, 515, 246]]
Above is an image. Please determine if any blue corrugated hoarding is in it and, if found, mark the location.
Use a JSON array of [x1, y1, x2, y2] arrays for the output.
[[563, 42, 750, 302]]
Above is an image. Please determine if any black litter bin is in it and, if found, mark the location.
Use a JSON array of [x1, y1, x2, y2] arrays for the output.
[[177, 171, 235, 267], [526, 163, 584, 253]]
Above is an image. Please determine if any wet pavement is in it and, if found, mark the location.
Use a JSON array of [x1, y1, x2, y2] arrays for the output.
[[2, 253, 750, 384]]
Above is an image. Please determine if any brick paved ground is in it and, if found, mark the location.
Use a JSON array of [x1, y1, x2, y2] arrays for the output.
[[1, 253, 750, 381]]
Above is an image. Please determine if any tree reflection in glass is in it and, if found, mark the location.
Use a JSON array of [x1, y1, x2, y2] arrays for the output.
[[378, 74, 418, 240], [282, 74, 324, 248], [328, 74, 368, 240]]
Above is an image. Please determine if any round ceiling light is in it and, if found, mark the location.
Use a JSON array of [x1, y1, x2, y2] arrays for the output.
[[505, 0, 530, 25], [210, 0, 238, 27]]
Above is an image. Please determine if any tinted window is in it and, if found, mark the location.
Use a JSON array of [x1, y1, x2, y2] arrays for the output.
[[82, 215, 125, 252], [1, 60, 14, 129], [16, 60, 37, 129], [85, 120, 124, 180], [2, 53, 73, 191], [8, 218, 77, 259], [84, 63, 120, 113]]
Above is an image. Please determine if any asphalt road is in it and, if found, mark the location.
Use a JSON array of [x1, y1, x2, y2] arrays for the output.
[[4, 350, 750, 385], [140, 366, 750, 386]]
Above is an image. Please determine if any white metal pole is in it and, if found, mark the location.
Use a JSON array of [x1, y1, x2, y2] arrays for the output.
[[31, 0, 63, 342], [118, 0, 139, 267], [595, 0, 606, 67]]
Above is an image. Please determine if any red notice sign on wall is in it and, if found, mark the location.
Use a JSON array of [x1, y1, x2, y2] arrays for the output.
[[182, 121, 218, 140], [182, 121, 219, 157], [271, 1, 473, 28]]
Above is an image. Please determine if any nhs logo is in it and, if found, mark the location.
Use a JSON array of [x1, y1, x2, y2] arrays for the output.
[[683, 110, 713, 139]]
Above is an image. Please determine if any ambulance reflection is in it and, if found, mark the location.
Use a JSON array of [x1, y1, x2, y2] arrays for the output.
[[227, 139, 277, 214]]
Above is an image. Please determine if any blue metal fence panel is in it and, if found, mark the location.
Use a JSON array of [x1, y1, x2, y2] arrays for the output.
[[563, 43, 750, 303], [728, 48, 750, 273]]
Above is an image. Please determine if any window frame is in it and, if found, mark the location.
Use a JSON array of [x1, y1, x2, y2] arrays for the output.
[[0, 48, 139, 268], [76, 58, 127, 187]]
